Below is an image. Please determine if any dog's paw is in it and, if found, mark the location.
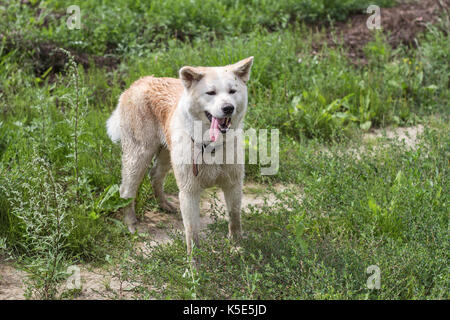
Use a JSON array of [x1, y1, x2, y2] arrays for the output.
[[228, 230, 243, 242], [123, 207, 138, 233], [126, 221, 138, 234], [160, 196, 180, 213]]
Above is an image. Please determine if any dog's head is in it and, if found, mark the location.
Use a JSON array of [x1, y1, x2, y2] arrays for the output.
[[179, 57, 253, 141]]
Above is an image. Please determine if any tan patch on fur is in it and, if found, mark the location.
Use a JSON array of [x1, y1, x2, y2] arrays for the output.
[[119, 76, 184, 148]]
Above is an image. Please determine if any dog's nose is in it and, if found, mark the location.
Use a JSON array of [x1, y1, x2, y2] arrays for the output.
[[222, 104, 235, 115]]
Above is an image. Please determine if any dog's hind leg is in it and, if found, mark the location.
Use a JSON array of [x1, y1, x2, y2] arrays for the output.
[[149, 148, 179, 213], [119, 140, 157, 233]]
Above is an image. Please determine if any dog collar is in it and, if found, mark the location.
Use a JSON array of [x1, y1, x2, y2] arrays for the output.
[[190, 137, 217, 177]]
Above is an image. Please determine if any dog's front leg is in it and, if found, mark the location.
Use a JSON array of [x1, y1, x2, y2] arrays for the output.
[[179, 189, 201, 256], [223, 183, 243, 240]]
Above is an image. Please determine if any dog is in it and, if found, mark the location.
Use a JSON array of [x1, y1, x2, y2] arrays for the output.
[[106, 57, 254, 255]]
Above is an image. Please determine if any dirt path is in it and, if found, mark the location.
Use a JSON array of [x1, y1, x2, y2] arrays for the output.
[[134, 183, 292, 251]]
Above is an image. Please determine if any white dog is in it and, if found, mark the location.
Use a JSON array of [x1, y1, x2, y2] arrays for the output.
[[106, 57, 254, 255]]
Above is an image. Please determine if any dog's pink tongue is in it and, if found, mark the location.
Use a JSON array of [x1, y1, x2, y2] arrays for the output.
[[210, 117, 220, 142]]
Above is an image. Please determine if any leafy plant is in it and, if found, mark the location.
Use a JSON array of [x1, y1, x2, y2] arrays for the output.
[[89, 184, 132, 220]]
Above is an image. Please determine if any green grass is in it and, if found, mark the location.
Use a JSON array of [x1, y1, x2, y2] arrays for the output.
[[0, 0, 448, 299], [2, 0, 396, 56], [111, 121, 449, 299]]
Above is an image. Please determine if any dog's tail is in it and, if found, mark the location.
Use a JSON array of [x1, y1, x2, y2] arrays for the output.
[[106, 106, 121, 143]]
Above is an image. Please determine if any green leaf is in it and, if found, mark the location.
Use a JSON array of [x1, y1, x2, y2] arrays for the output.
[[92, 184, 133, 217], [360, 121, 372, 131]]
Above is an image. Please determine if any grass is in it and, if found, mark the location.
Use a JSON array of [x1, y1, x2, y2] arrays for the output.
[[2, 0, 396, 56], [110, 120, 449, 299], [0, 0, 448, 299]]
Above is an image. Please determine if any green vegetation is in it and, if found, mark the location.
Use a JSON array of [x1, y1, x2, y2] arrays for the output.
[[120, 123, 449, 299], [0, 0, 448, 299], [3, 0, 395, 56]]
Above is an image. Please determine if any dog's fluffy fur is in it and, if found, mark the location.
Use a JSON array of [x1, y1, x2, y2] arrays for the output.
[[107, 57, 253, 254]]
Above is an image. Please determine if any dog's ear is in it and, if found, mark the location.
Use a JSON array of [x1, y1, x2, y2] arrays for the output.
[[232, 56, 254, 83], [179, 66, 204, 89]]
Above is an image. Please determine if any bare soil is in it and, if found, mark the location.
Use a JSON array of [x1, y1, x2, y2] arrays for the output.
[[0, 263, 25, 300], [315, 0, 447, 64], [33, 42, 120, 79], [363, 124, 425, 148]]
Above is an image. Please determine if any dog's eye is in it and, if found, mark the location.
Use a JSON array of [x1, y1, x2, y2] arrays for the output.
[[206, 91, 216, 96], [229, 89, 237, 94]]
